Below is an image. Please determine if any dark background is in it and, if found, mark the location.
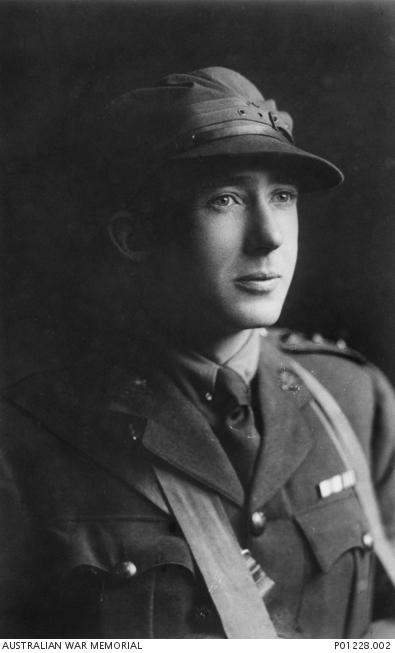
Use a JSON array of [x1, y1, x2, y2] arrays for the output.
[[2, 0, 395, 385]]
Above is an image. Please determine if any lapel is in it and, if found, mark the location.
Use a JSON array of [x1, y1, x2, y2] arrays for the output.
[[5, 354, 244, 508], [249, 336, 314, 511], [108, 364, 245, 506]]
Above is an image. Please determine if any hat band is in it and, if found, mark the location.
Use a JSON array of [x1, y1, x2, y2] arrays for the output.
[[171, 119, 294, 154]]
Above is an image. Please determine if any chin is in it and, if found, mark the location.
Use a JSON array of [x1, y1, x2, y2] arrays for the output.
[[226, 294, 287, 329], [224, 305, 284, 330]]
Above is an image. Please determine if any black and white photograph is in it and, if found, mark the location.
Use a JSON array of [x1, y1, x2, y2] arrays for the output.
[[1, 0, 395, 640]]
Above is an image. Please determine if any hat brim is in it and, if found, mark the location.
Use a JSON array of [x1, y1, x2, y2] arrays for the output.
[[170, 135, 344, 192]]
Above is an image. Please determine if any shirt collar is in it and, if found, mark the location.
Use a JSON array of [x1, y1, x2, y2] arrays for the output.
[[161, 328, 264, 410]]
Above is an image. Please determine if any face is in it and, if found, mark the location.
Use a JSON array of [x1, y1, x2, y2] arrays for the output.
[[144, 159, 299, 337]]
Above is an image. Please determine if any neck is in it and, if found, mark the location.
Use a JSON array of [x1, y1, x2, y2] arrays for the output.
[[182, 328, 252, 364], [140, 307, 252, 363]]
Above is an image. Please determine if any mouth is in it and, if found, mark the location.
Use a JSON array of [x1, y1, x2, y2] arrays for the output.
[[234, 272, 282, 293]]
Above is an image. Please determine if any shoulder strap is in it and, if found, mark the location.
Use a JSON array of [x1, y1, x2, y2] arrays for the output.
[[289, 358, 395, 587]]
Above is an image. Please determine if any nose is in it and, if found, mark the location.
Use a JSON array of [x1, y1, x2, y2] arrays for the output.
[[245, 198, 283, 253]]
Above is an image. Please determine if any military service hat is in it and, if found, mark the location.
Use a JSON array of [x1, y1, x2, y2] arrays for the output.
[[99, 66, 344, 195]]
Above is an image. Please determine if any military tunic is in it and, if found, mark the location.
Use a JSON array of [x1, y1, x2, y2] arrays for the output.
[[1, 330, 395, 637]]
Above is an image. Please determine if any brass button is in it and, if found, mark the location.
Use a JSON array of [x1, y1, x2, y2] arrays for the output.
[[205, 392, 213, 402], [113, 561, 137, 579], [361, 532, 374, 551], [133, 377, 147, 388], [250, 511, 267, 536]]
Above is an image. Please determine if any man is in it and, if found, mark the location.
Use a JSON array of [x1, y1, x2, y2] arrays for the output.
[[1, 67, 395, 638]]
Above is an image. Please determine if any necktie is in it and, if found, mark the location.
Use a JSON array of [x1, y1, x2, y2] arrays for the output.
[[213, 366, 261, 488]]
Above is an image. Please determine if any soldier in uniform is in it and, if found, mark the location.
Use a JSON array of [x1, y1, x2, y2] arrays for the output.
[[1, 67, 395, 638]]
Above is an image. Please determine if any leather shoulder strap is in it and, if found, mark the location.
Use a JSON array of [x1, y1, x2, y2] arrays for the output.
[[289, 358, 395, 587]]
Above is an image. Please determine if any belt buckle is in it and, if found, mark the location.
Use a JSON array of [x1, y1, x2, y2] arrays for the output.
[[241, 549, 275, 598]]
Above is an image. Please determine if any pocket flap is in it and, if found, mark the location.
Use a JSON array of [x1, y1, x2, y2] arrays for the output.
[[294, 491, 369, 572], [120, 534, 196, 576], [49, 520, 195, 578]]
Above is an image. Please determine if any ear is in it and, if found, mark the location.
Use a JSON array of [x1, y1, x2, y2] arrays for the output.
[[108, 211, 147, 262]]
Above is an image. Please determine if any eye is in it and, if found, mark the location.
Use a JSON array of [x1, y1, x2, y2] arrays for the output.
[[271, 189, 298, 204], [209, 193, 239, 208]]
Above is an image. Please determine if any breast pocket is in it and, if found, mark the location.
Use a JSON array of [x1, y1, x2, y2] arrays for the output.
[[293, 489, 374, 638], [47, 517, 196, 638]]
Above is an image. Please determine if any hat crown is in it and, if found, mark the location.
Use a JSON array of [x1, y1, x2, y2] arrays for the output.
[[106, 66, 293, 146], [159, 66, 265, 105]]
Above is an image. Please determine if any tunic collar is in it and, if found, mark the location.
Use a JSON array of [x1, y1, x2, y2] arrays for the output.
[[155, 328, 263, 415]]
